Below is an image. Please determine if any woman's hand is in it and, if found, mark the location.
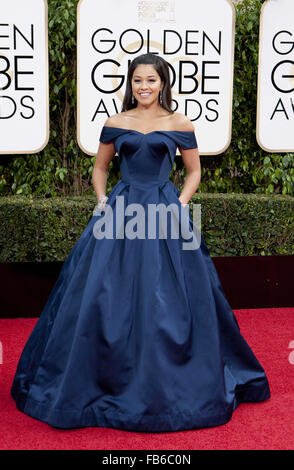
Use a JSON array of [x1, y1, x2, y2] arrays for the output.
[[99, 196, 108, 210], [93, 196, 109, 215], [178, 197, 188, 208]]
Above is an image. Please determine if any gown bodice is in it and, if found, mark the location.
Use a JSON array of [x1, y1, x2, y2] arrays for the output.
[[99, 126, 198, 186]]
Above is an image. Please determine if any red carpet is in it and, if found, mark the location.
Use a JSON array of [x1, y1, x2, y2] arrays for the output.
[[1, 308, 294, 450]]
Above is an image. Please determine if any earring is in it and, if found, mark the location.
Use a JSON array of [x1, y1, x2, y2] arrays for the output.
[[159, 91, 163, 105], [131, 94, 134, 104]]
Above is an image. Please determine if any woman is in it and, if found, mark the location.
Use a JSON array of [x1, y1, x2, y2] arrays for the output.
[[11, 53, 270, 432]]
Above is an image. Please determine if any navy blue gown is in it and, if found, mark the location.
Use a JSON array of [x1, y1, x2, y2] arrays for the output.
[[11, 126, 270, 432]]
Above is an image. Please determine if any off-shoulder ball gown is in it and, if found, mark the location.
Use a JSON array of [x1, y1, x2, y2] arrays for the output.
[[11, 126, 270, 432]]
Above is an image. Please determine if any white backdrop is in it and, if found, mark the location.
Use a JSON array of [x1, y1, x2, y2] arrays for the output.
[[0, 0, 49, 154], [257, 0, 294, 152], [77, 0, 235, 155]]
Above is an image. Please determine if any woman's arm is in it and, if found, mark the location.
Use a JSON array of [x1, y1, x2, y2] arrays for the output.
[[174, 114, 201, 207], [91, 140, 116, 208], [178, 146, 201, 207]]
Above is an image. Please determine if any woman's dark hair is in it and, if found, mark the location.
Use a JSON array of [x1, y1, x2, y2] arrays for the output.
[[121, 53, 174, 113]]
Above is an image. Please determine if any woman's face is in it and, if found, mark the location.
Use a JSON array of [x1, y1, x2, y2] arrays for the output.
[[131, 64, 163, 106]]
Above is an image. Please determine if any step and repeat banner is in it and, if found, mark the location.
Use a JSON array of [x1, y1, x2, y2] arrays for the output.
[[77, 0, 235, 155], [0, 0, 293, 155], [257, 0, 294, 152], [0, 0, 49, 154]]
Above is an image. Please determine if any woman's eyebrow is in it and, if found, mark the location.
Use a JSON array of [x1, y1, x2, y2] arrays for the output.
[[133, 75, 157, 78]]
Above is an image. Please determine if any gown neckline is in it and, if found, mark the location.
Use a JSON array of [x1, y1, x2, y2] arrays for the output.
[[103, 126, 195, 136]]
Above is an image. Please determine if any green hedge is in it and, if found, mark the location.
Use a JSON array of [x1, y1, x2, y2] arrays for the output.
[[0, 0, 293, 197], [0, 194, 293, 262]]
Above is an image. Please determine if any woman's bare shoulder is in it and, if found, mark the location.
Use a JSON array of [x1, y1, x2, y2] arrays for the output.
[[103, 114, 122, 128], [171, 112, 195, 132], [104, 112, 133, 128]]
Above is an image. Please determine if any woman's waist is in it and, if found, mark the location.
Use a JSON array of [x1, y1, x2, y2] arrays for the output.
[[120, 177, 171, 189]]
